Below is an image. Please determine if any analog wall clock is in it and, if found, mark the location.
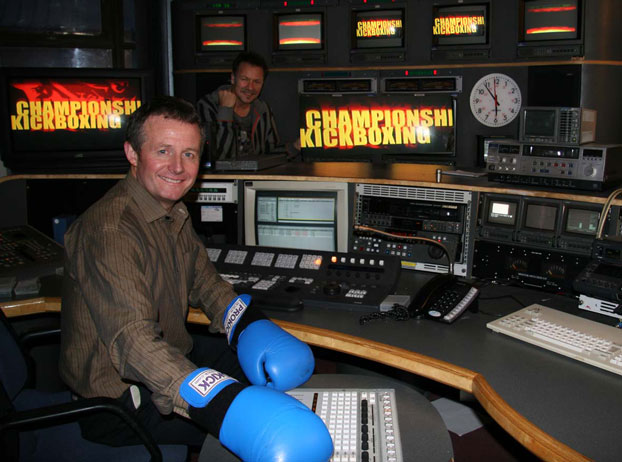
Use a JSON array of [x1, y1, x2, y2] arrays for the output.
[[469, 73, 522, 127]]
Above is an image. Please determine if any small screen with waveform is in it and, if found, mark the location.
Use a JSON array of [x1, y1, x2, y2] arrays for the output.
[[275, 12, 323, 51], [352, 8, 404, 49], [565, 208, 599, 235], [523, 0, 580, 41], [197, 15, 246, 52]]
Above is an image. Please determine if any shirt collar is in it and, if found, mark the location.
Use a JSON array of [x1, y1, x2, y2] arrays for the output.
[[125, 173, 190, 225]]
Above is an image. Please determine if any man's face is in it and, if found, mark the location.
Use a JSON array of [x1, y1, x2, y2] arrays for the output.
[[231, 62, 265, 105], [124, 115, 201, 212]]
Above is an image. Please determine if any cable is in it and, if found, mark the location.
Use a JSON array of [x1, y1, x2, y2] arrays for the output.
[[353, 224, 454, 275], [596, 187, 622, 239]]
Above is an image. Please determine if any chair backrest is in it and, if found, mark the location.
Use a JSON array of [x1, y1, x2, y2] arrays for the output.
[[0, 310, 28, 403]]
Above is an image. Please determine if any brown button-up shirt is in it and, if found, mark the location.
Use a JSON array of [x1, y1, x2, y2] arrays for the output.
[[59, 174, 237, 415]]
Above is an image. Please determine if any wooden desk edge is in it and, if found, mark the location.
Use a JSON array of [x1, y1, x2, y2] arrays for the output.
[[1, 301, 591, 462]]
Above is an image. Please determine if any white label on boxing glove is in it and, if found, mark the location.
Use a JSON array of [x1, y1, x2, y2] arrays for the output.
[[180, 368, 236, 408], [224, 294, 250, 344]]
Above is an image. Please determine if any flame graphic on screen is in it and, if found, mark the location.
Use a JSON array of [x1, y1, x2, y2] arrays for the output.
[[12, 79, 135, 103], [526, 26, 576, 35], [528, 6, 577, 13], [202, 40, 244, 46], [281, 20, 321, 27]]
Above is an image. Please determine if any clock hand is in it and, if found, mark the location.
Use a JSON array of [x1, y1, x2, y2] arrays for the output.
[[493, 80, 498, 116]]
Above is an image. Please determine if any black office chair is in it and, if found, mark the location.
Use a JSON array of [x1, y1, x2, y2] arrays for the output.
[[0, 310, 188, 462]]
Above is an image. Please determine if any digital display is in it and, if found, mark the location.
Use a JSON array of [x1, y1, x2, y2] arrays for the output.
[[299, 93, 455, 162], [523, 109, 557, 136], [523, 0, 580, 41], [256, 191, 337, 251], [432, 4, 488, 46], [524, 203, 558, 231], [488, 201, 518, 226], [565, 208, 599, 235], [197, 15, 245, 52], [352, 9, 404, 49], [276, 13, 323, 51]]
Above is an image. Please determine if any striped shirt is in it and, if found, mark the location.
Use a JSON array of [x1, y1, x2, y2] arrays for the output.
[[59, 174, 237, 415]]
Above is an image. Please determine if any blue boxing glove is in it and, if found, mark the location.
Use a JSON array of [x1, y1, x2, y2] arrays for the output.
[[181, 369, 333, 462], [223, 295, 314, 390]]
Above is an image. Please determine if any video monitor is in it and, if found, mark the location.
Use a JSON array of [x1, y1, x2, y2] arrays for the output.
[[521, 0, 580, 41], [351, 8, 405, 50], [0, 67, 152, 172], [563, 207, 600, 236], [197, 14, 246, 52], [274, 12, 323, 51], [299, 92, 456, 163], [486, 198, 519, 227], [522, 202, 559, 232], [432, 3, 489, 46], [243, 181, 350, 252]]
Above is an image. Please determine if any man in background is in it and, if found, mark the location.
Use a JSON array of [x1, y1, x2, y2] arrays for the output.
[[197, 51, 281, 160]]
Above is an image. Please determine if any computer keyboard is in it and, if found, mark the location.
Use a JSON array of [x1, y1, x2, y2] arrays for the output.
[[287, 388, 402, 462], [487, 304, 622, 376]]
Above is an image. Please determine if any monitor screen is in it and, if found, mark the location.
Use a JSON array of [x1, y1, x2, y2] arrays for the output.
[[522, 0, 580, 41], [432, 3, 489, 46], [524, 203, 558, 231], [244, 181, 350, 252], [352, 8, 405, 50], [197, 15, 246, 52], [522, 108, 557, 137], [487, 199, 518, 226], [275, 12, 323, 51], [256, 191, 336, 251], [0, 67, 152, 172], [299, 92, 455, 163], [564, 208, 599, 235]]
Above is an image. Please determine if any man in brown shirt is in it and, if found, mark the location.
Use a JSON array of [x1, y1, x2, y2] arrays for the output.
[[59, 96, 332, 460]]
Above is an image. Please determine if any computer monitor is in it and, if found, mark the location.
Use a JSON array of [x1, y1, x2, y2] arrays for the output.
[[0, 67, 153, 172], [243, 181, 350, 252], [299, 92, 456, 164]]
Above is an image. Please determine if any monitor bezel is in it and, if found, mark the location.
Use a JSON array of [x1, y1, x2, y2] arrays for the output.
[[272, 10, 325, 53], [482, 195, 521, 229], [560, 202, 602, 238], [431, 2, 491, 49], [350, 6, 407, 53], [243, 180, 350, 253], [195, 13, 247, 54], [517, 0, 584, 48], [520, 199, 562, 234]]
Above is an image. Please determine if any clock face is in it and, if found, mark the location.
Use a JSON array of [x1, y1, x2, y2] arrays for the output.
[[469, 73, 522, 127]]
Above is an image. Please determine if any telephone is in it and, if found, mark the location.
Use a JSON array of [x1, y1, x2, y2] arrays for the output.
[[408, 274, 479, 323]]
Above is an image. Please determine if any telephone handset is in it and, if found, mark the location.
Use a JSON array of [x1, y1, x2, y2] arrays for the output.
[[408, 274, 479, 323]]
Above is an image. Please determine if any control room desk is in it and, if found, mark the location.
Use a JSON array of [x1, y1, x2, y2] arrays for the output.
[[2, 281, 621, 462]]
